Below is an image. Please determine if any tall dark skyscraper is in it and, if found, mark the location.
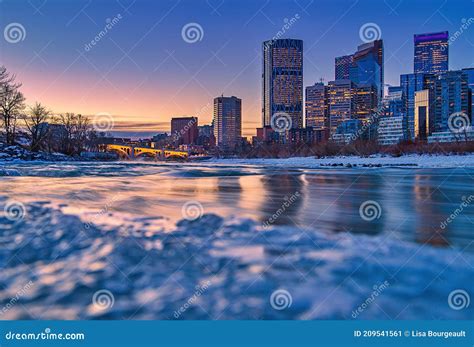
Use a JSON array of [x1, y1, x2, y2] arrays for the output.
[[335, 54, 353, 80], [213, 96, 242, 149], [262, 39, 303, 129], [414, 31, 449, 74], [349, 40, 384, 104]]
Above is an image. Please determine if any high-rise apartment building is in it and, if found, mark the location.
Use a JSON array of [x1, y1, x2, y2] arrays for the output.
[[328, 79, 355, 134], [213, 96, 242, 149], [353, 85, 378, 124], [305, 82, 329, 129], [262, 39, 303, 129]]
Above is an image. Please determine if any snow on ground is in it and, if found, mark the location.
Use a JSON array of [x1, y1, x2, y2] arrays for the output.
[[210, 154, 474, 168]]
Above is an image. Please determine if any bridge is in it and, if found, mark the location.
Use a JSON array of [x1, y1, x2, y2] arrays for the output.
[[105, 144, 189, 160]]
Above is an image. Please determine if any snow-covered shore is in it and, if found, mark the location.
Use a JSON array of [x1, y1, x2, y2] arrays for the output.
[[210, 153, 474, 168]]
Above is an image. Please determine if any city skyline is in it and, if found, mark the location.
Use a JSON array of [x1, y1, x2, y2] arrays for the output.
[[1, 0, 473, 138]]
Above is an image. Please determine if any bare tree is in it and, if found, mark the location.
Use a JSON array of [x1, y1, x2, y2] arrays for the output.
[[56, 113, 76, 155], [23, 102, 51, 151], [73, 114, 92, 153], [56, 113, 92, 155], [0, 66, 25, 144]]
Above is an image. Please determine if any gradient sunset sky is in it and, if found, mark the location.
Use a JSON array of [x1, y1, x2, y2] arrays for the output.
[[1, 0, 473, 138]]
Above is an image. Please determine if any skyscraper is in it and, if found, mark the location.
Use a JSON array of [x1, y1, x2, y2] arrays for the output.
[[349, 40, 384, 104], [213, 96, 242, 149], [328, 79, 355, 134], [335, 54, 353, 80], [262, 39, 303, 129], [433, 71, 470, 132], [353, 85, 378, 124], [400, 73, 436, 139], [414, 31, 449, 74], [305, 82, 329, 129]]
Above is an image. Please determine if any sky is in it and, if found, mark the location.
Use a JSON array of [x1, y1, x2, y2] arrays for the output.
[[1, 0, 473, 138]]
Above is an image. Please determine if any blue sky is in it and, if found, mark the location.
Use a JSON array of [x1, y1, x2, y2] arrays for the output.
[[1, 0, 473, 136]]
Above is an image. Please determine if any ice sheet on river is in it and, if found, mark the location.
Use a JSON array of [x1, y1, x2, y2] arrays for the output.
[[1, 201, 472, 320]]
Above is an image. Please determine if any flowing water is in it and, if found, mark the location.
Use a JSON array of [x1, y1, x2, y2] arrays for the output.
[[0, 161, 473, 319]]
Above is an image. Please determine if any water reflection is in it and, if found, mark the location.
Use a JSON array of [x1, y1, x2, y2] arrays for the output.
[[259, 170, 304, 226], [0, 163, 472, 251]]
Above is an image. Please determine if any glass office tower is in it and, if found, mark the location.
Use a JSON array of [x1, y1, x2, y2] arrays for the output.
[[414, 31, 449, 74], [434, 71, 470, 132], [262, 39, 303, 129], [462, 68, 474, 118], [349, 40, 384, 104], [400, 73, 436, 139], [335, 54, 353, 80]]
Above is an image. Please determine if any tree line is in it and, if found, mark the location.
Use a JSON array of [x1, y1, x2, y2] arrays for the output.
[[0, 66, 98, 155]]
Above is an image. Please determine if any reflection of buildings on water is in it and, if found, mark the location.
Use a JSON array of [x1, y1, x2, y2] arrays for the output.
[[303, 173, 385, 236], [259, 171, 304, 226], [412, 174, 450, 247], [216, 176, 242, 206]]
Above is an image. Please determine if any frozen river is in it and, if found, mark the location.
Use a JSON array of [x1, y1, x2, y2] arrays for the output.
[[1, 161, 473, 319]]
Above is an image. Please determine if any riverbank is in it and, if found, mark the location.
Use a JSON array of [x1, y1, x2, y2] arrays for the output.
[[211, 153, 474, 168], [3, 145, 474, 169]]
